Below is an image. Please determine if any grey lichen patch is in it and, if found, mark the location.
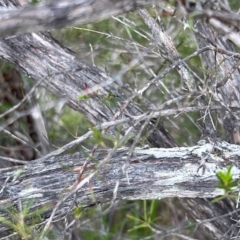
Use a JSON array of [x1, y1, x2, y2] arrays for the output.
[[191, 143, 215, 158], [134, 146, 196, 159], [19, 187, 43, 198]]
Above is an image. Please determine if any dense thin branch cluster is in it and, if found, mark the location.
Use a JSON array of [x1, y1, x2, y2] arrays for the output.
[[0, 0, 240, 239]]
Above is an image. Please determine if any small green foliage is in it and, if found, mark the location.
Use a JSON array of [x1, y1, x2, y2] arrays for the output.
[[74, 206, 82, 219], [102, 91, 119, 109], [127, 200, 161, 236], [30, 0, 40, 4], [0, 199, 51, 239], [91, 127, 104, 145], [229, 0, 240, 10], [185, 220, 196, 232], [90, 127, 117, 147], [78, 94, 89, 101], [48, 107, 90, 147], [216, 166, 238, 192], [213, 166, 238, 203]]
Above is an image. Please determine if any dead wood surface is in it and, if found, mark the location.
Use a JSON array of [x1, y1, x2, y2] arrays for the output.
[[0, 0, 240, 239], [0, 0, 161, 37], [1, 141, 240, 236]]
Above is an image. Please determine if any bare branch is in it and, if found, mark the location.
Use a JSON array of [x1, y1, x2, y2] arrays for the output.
[[0, 0, 160, 37], [0, 140, 239, 234]]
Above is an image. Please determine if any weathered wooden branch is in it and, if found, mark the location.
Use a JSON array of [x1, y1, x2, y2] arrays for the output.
[[0, 0, 239, 238], [180, 2, 240, 238], [0, 141, 240, 235], [0, 0, 162, 37], [0, 31, 178, 148]]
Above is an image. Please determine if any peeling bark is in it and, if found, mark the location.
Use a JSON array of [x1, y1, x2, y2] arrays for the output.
[[0, 0, 239, 239], [0, 141, 240, 236]]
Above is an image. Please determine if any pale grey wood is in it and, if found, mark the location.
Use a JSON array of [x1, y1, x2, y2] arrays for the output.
[[183, 1, 240, 238], [0, 141, 239, 236], [0, 0, 239, 239], [0, 0, 161, 38]]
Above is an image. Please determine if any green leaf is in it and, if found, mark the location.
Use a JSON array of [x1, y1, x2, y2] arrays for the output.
[[213, 166, 238, 202], [78, 94, 89, 101], [126, 214, 144, 223], [127, 223, 149, 232], [91, 127, 104, 144], [74, 206, 82, 219], [102, 92, 119, 109]]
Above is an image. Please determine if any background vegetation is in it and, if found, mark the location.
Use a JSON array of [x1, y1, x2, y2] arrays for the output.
[[1, 0, 240, 239]]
